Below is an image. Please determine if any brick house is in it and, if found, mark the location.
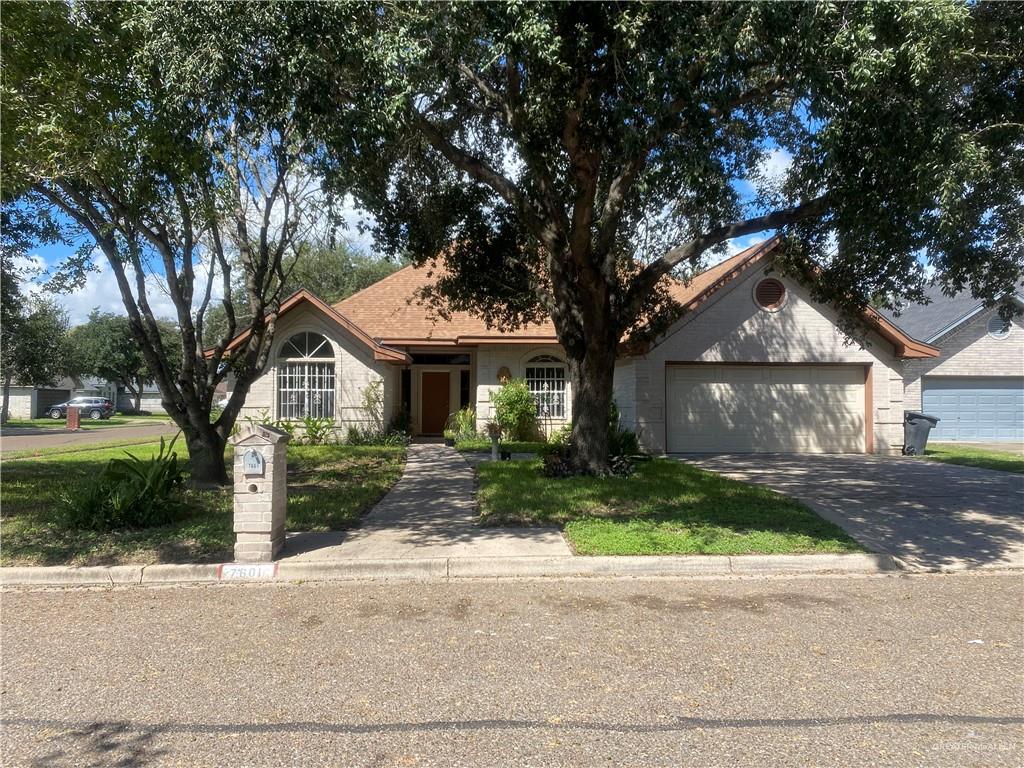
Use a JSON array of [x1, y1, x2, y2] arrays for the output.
[[224, 238, 975, 454]]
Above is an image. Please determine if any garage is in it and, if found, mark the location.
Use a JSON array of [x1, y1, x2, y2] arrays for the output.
[[922, 376, 1024, 442], [666, 364, 867, 453]]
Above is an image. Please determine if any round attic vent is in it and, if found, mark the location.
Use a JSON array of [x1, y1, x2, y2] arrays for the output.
[[755, 278, 787, 311], [987, 315, 1011, 339]]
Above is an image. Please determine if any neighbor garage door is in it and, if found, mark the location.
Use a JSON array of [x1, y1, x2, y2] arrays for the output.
[[922, 376, 1024, 442], [666, 364, 866, 453]]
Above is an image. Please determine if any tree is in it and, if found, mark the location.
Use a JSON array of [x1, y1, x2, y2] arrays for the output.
[[2, 2, 321, 483], [283, 244, 408, 305], [0, 295, 72, 423], [288, 1, 1021, 472], [69, 311, 180, 413], [0, 204, 72, 423], [202, 243, 406, 342]]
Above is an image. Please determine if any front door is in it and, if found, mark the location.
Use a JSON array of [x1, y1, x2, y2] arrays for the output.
[[421, 372, 450, 435]]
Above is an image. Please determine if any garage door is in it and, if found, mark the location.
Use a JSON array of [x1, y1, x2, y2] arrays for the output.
[[35, 389, 70, 418], [666, 365, 866, 453], [922, 377, 1024, 442]]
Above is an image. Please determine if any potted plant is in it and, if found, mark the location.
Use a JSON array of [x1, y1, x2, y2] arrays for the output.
[[443, 429, 456, 447]]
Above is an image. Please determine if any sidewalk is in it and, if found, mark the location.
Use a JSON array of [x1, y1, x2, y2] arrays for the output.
[[280, 443, 571, 560]]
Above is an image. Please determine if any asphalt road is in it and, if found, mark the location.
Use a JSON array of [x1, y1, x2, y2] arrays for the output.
[[0, 423, 178, 453], [2, 573, 1022, 767]]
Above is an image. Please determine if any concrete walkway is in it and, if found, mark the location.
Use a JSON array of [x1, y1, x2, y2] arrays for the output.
[[281, 443, 570, 561]]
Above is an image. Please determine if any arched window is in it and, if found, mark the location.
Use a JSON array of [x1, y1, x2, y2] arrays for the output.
[[277, 332, 335, 420], [525, 355, 566, 420]]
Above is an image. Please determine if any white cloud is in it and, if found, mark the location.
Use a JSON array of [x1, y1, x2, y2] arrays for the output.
[[760, 148, 793, 181], [30, 249, 224, 326]]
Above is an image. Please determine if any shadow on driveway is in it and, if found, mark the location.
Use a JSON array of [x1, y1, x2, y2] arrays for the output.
[[676, 453, 1024, 571]]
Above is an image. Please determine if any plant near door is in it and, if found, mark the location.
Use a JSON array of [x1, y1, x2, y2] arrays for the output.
[[490, 379, 539, 441]]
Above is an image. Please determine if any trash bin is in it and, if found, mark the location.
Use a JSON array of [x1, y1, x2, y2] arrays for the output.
[[903, 411, 940, 455]]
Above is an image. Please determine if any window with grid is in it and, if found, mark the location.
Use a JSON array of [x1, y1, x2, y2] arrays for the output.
[[525, 356, 566, 419], [277, 332, 335, 420]]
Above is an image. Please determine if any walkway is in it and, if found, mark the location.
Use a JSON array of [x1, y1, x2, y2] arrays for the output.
[[282, 443, 570, 560], [680, 453, 1024, 571]]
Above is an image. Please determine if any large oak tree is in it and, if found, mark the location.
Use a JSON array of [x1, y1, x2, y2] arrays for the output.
[[292, 0, 1019, 471], [2, 2, 321, 483]]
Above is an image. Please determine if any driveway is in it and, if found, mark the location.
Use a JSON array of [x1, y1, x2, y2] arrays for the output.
[[680, 454, 1024, 571]]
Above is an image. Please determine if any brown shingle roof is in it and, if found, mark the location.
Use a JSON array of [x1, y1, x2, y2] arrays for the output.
[[334, 240, 777, 345], [333, 264, 558, 344]]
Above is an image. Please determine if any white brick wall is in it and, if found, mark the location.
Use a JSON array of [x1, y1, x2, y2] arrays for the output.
[[238, 304, 395, 435], [902, 309, 1024, 410], [474, 344, 571, 435], [629, 262, 907, 454]]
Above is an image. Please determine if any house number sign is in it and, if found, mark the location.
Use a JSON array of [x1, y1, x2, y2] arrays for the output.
[[242, 448, 265, 477]]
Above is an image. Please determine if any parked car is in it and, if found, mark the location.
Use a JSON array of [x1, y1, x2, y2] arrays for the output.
[[48, 397, 116, 420]]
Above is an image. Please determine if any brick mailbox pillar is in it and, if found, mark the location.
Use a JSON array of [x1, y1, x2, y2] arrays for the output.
[[228, 424, 291, 563]]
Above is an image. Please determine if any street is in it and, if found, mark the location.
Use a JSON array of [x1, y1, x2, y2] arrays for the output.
[[2, 573, 1022, 767]]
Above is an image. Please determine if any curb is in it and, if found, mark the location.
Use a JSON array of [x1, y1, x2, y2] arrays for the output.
[[0, 553, 900, 587]]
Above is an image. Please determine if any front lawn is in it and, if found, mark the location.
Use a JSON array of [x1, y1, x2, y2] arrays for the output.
[[477, 459, 864, 556], [1, 414, 171, 430], [0, 441, 405, 566], [924, 444, 1024, 474], [455, 437, 549, 454]]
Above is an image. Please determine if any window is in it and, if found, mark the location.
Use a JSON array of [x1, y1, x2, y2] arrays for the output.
[[459, 370, 471, 409], [988, 315, 1011, 340], [277, 332, 335, 420], [525, 356, 566, 419], [755, 278, 787, 310]]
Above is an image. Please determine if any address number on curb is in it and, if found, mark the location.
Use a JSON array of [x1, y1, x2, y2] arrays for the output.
[[218, 563, 278, 581]]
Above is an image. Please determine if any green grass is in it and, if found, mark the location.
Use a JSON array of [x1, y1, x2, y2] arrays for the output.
[[455, 437, 549, 454], [2, 414, 171, 430], [476, 459, 864, 556], [1, 441, 405, 566], [924, 444, 1024, 474]]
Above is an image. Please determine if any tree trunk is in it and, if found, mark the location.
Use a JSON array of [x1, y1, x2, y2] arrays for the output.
[[567, 341, 617, 474], [182, 423, 229, 487], [132, 387, 142, 414], [1, 372, 12, 424]]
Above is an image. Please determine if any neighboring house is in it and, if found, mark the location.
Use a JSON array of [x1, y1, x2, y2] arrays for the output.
[[882, 283, 1024, 443], [225, 238, 948, 455], [5, 376, 116, 419]]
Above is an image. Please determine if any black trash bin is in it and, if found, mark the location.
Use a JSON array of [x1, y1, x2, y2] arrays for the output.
[[903, 411, 940, 455]]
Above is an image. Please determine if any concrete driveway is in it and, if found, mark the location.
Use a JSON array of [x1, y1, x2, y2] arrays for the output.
[[680, 454, 1024, 571]]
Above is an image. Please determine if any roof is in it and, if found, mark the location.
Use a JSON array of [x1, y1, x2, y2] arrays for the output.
[[216, 238, 938, 361], [333, 264, 558, 345], [217, 291, 410, 363], [879, 281, 1024, 343]]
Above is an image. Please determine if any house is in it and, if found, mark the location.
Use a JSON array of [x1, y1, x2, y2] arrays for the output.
[[225, 238, 955, 455], [4, 376, 116, 419], [881, 282, 1024, 443]]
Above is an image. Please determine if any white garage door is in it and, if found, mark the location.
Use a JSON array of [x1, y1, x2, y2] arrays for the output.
[[666, 364, 866, 453]]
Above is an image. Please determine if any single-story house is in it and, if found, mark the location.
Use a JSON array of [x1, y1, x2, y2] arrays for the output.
[[3, 376, 116, 419], [225, 237, 965, 455], [881, 283, 1024, 443]]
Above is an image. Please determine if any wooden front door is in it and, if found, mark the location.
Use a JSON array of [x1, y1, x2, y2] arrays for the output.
[[420, 372, 450, 435]]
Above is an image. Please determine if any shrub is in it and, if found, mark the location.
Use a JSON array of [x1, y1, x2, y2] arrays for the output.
[[490, 379, 539, 441], [301, 415, 335, 445], [445, 406, 478, 440], [346, 424, 411, 447], [608, 401, 640, 457], [57, 435, 187, 530]]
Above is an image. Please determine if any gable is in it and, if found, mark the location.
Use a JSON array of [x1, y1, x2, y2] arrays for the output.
[[648, 257, 918, 365]]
